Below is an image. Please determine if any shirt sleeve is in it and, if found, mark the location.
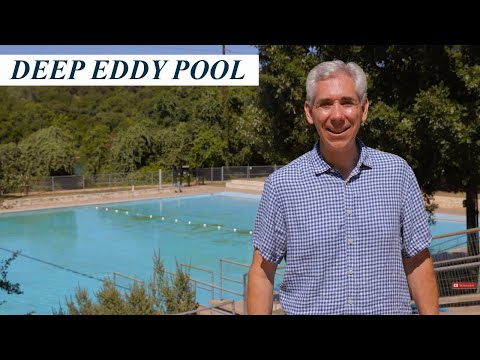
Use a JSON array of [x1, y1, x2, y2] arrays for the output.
[[401, 166, 432, 258], [252, 176, 287, 265]]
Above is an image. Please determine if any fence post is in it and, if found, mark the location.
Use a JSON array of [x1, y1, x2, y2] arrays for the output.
[[82, 175, 85, 189], [51, 177, 55, 192], [274, 164, 277, 171], [211, 166, 213, 182], [247, 165, 250, 179], [221, 166, 224, 182], [158, 169, 162, 190]]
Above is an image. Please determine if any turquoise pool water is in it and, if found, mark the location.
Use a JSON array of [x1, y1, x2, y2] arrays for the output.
[[0, 192, 470, 314], [429, 213, 468, 254]]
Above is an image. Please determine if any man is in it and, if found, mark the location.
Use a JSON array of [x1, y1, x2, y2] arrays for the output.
[[247, 60, 439, 315]]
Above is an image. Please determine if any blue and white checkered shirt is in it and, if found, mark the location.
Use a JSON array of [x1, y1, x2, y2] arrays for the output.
[[253, 139, 432, 315]]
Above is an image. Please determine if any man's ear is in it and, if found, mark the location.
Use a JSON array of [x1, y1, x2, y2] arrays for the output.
[[304, 101, 314, 125], [361, 98, 369, 124]]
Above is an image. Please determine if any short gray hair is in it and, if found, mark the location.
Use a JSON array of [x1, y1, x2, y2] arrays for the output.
[[305, 60, 368, 106]]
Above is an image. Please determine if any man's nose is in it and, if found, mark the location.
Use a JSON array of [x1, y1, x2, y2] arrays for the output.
[[331, 101, 344, 117]]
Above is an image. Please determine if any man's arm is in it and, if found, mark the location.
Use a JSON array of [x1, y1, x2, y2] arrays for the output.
[[247, 248, 277, 314], [403, 248, 439, 315]]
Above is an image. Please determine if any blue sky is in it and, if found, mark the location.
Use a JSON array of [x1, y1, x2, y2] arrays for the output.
[[0, 45, 258, 55]]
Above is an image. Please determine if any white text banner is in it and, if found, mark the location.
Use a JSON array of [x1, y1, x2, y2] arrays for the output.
[[0, 55, 259, 86]]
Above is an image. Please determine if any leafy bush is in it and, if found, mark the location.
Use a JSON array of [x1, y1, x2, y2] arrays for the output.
[[1, 251, 23, 306], [56, 251, 198, 315]]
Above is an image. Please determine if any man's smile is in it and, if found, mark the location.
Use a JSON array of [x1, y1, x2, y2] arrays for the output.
[[326, 126, 351, 135]]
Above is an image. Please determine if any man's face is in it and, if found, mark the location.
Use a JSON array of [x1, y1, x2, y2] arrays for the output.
[[304, 72, 368, 152]]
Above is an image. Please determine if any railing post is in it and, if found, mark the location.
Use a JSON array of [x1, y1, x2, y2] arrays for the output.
[[243, 273, 248, 315], [219, 259, 223, 300], [247, 165, 250, 179], [51, 177, 55, 192], [221, 166, 224, 182], [211, 272, 214, 300], [477, 263, 480, 294], [211, 166, 213, 181], [108, 174, 111, 187], [274, 164, 277, 171], [82, 175, 85, 189]]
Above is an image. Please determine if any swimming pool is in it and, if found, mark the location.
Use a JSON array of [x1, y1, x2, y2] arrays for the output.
[[0, 192, 259, 314], [0, 192, 470, 314], [429, 213, 468, 254]]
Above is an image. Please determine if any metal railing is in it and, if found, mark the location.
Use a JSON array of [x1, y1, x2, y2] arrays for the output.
[[431, 227, 480, 299], [218, 258, 284, 315], [112, 271, 144, 290], [179, 263, 215, 300]]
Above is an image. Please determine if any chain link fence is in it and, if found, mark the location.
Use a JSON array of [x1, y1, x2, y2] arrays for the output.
[[194, 165, 281, 183], [6, 165, 282, 194]]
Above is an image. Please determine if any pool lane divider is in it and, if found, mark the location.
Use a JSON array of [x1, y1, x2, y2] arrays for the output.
[[95, 206, 254, 235]]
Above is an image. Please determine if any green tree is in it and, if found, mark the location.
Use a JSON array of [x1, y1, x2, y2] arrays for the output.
[[190, 125, 227, 168], [58, 251, 197, 315], [350, 45, 480, 256], [79, 124, 111, 174], [0, 143, 22, 196], [161, 262, 197, 314], [255, 45, 319, 163], [109, 119, 160, 173], [19, 126, 76, 177]]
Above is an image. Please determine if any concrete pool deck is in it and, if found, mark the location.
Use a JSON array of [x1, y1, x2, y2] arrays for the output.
[[0, 180, 471, 217], [0, 184, 250, 214]]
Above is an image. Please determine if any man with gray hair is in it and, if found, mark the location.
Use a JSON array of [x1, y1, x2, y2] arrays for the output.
[[247, 60, 439, 315]]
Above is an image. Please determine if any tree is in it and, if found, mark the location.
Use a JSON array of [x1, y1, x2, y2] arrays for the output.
[[78, 124, 111, 174], [19, 126, 76, 177], [109, 119, 160, 173], [1, 251, 22, 306], [57, 251, 197, 315], [255, 45, 319, 163], [351, 45, 480, 256], [0, 143, 22, 196]]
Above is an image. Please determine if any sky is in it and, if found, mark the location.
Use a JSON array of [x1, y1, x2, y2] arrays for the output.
[[0, 45, 258, 55]]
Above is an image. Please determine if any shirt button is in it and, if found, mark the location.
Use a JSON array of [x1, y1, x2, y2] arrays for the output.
[[347, 268, 353, 275], [346, 208, 352, 215], [347, 298, 353, 305], [347, 239, 353, 245]]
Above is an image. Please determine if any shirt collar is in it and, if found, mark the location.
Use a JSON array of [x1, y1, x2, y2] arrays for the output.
[[309, 138, 373, 176]]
